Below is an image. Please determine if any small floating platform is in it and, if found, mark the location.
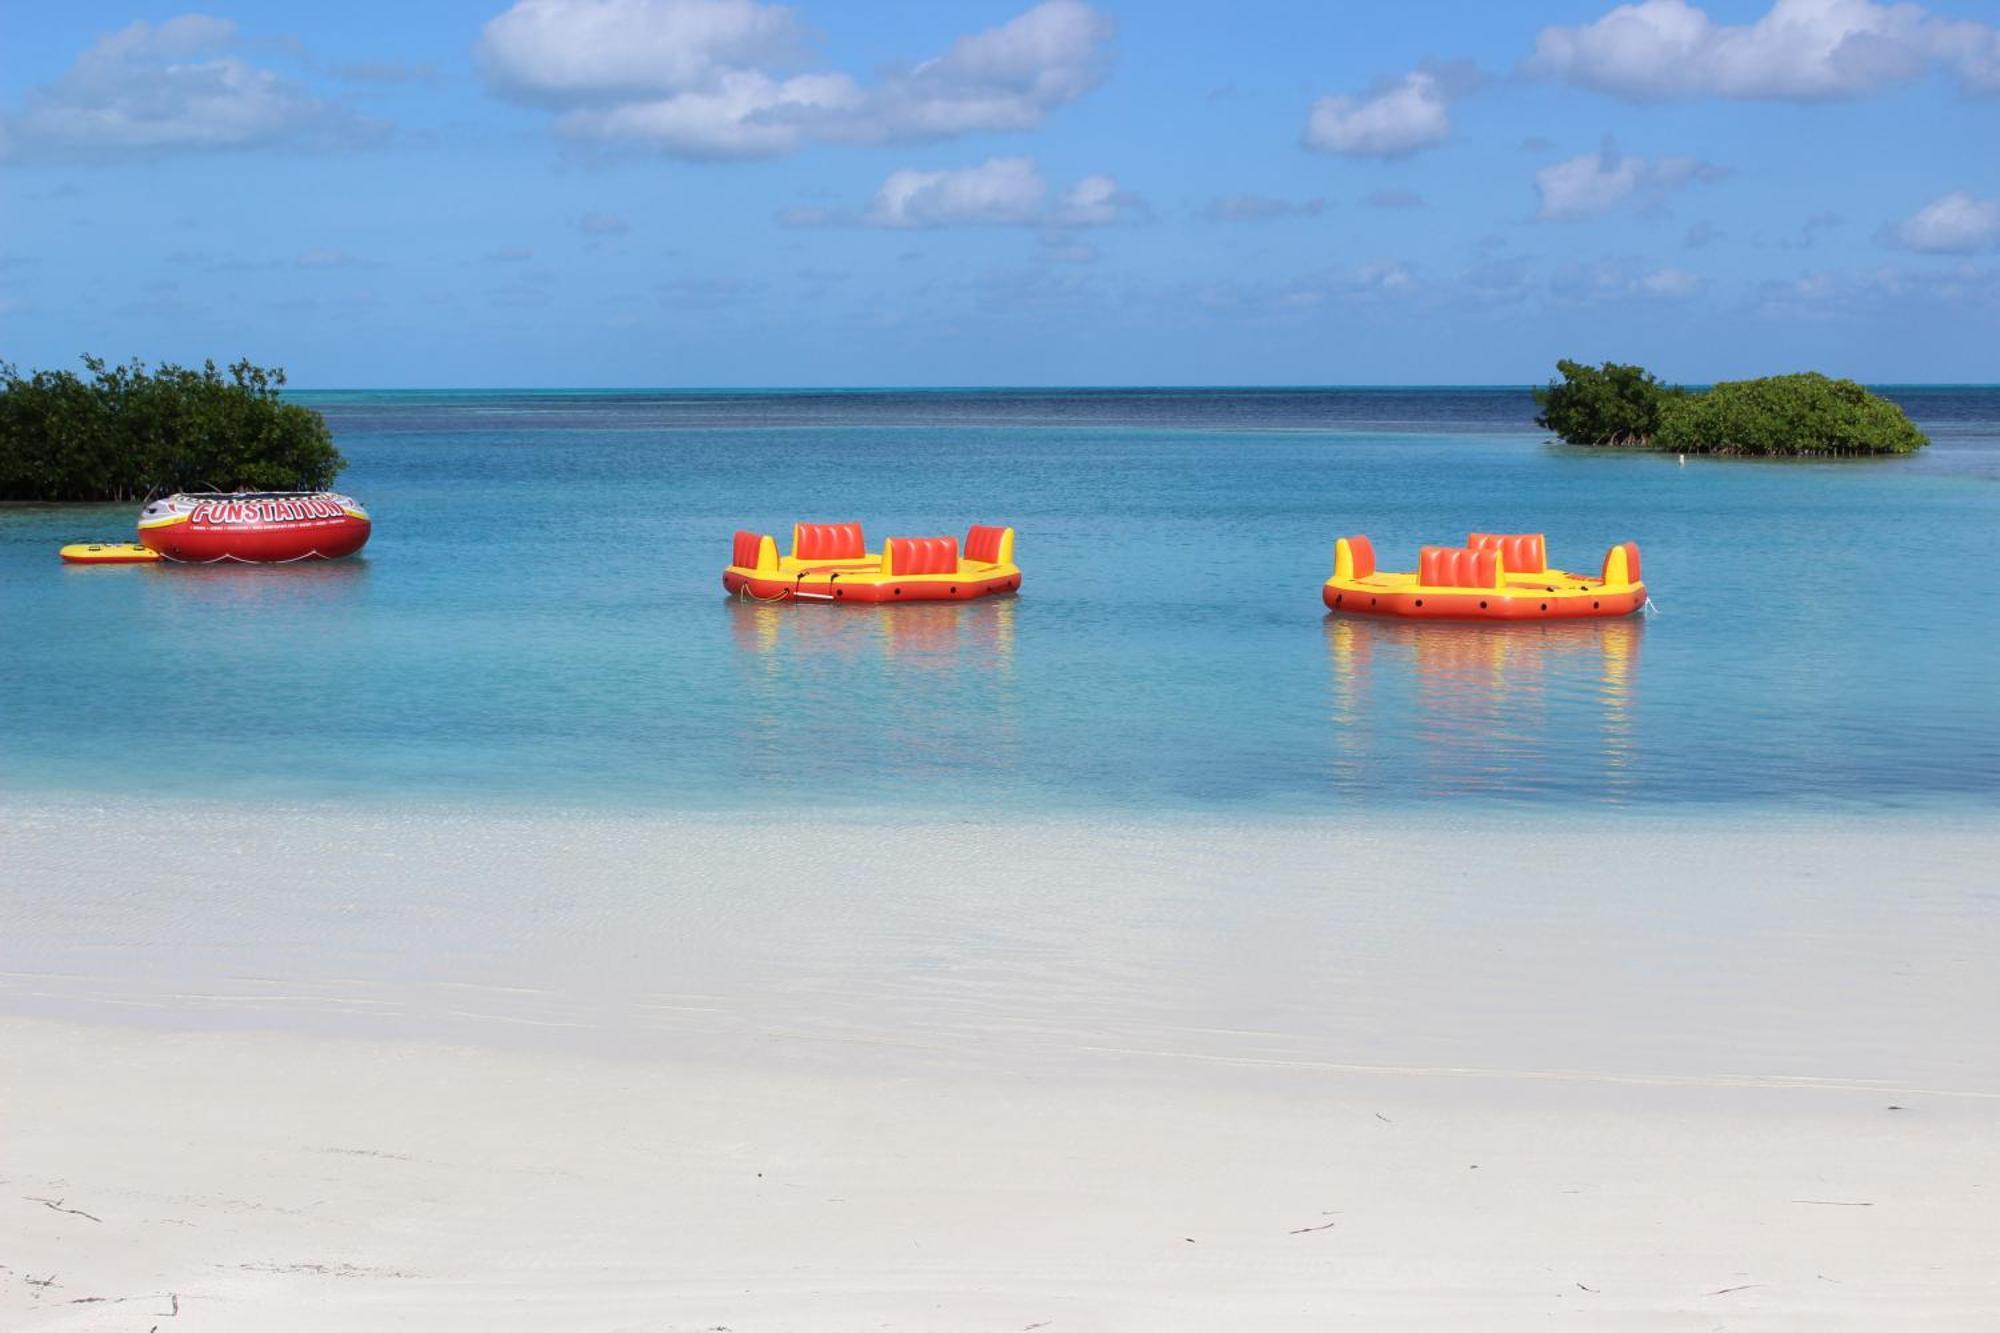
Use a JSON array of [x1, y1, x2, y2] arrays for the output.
[[1324, 532, 1645, 620], [60, 542, 162, 565], [724, 522, 1021, 603]]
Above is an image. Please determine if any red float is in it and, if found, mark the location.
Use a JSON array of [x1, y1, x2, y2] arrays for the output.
[[136, 491, 372, 563]]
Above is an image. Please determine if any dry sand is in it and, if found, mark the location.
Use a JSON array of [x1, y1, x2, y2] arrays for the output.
[[2, 802, 1997, 1328]]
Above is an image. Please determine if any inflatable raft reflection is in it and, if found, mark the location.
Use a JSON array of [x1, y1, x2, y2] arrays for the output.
[[1326, 614, 1642, 799], [728, 596, 1016, 672], [133, 556, 372, 620], [725, 597, 1020, 788]]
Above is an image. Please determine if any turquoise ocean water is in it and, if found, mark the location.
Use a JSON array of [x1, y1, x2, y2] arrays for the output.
[[3, 387, 1997, 814]]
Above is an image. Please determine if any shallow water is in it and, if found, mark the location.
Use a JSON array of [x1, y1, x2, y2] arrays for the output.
[[4, 804, 1996, 1092], [3, 387, 1997, 813]]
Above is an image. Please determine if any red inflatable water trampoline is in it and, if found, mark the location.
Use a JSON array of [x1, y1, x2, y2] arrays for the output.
[[136, 491, 371, 563]]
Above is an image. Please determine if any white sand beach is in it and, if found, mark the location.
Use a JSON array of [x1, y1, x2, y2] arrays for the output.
[[3, 802, 1997, 1329]]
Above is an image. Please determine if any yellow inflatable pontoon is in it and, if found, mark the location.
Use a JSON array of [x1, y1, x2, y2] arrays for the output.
[[1324, 532, 1645, 620], [60, 542, 162, 565], [724, 522, 1021, 603]]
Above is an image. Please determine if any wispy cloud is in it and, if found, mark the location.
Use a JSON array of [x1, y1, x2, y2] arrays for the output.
[[869, 157, 1047, 228], [1533, 141, 1726, 220], [786, 157, 1141, 230], [476, 0, 1113, 160], [1890, 191, 2000, 254], [1526, 0, 2000, 102], [1305, 71, 1448, 159], [0, 15, 385, 163], [1302, 62, 1478, 160]]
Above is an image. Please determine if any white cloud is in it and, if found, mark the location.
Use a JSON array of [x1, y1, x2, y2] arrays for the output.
[[476, 0, 1113, 159], [1526, 0, 2000, 102], [1303, 70, 1451, 158], [1893, 191, 2000, 253], [1534, 143, 1725, 220], [0, 15, 380, 162], [476, 0, 808, 103], [853, 156, 1137, 230], [866, 156, 1046, 228], [1052, 174, 1124, 226]]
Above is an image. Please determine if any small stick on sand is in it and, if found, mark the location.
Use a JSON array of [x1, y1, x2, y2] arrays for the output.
[[27, 1196, 102, 1222]]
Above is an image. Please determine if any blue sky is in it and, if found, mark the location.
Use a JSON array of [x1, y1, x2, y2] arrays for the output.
[[1, 0, 1996, 386]]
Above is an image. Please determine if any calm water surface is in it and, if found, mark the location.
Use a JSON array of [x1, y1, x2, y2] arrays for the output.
[[4, 387, 1997, 813]]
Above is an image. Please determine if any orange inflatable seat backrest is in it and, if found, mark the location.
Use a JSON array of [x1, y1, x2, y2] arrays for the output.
[[1418, 545, 1501, 589], [1601, 541, 1643, 584], [731, 530, 767, 569], [885, 536, 960, 576], [1339, 535, 1375, 580], [964, 524, 1010, 564], [793, 521, 866, 561], [1468, 532, 1546, 573]]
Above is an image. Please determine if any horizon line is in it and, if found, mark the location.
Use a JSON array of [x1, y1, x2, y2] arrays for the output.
[[284, 381, 2000, 393]]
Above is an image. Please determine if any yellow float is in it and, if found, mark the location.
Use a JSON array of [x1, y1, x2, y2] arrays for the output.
[[1324, 532, 1646, 620], [724, 522, 1021, 603], [60, 542, 162, 565]]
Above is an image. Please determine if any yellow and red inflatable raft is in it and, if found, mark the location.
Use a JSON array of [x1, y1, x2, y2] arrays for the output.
[[1324, 532, 1645, 620], [724, 521, 1021, 603]]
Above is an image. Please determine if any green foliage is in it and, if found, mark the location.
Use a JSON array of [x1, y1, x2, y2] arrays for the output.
[[0, 356, 345, 502], [1533, 360, 1683, 446], [1538, 360, 1928, 456], [1655, 372, 1928, 456]]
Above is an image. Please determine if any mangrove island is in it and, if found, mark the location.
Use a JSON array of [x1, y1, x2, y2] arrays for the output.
[[0, 356, 345, 503], [1535, 360, 1928, 456]]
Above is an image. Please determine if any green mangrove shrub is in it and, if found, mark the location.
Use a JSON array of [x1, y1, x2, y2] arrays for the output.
[[1537, 360, 1927, 456], [0, 356, 345, 502], [1533, 359, 1683, 447], [1655, 372, 1928, 456]]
